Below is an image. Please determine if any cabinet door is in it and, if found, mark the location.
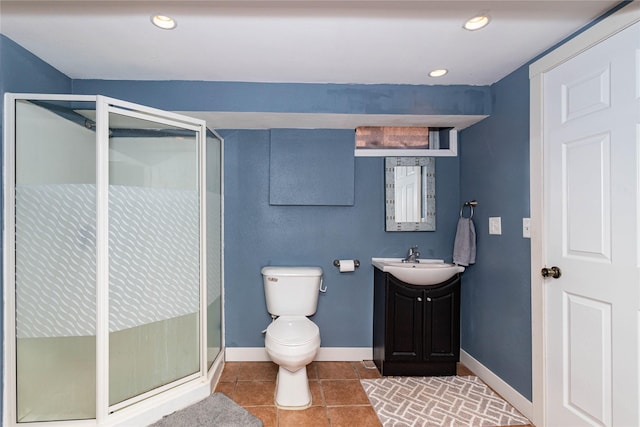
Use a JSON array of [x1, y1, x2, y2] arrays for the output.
[[387, 278, 424, 360], [424, 278, 460, 361]]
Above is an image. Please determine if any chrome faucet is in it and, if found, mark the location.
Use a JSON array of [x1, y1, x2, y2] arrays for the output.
[[402, 245, 420, 263]]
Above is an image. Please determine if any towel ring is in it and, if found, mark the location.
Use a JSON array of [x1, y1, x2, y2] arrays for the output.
[[460, 205, 474, 219], [460, 200, 478, 219]]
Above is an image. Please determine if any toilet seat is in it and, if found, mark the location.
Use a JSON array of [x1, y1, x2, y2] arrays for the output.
[[266, 316, 319, 346]]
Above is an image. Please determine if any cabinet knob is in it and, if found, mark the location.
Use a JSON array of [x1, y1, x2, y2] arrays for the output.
[[427, 297, 432, 302], [417, 297, 422, 302]]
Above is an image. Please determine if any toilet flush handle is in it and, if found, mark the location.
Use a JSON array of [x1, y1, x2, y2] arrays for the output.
[[319, 278, 327, 293]]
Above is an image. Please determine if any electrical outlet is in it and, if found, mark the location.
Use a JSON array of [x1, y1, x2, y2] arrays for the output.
[[489, 217, 502, 235], [523, 218, 531, 238]]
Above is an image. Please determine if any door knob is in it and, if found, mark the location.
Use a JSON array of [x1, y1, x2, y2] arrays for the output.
[[541, 266, 561, 279]]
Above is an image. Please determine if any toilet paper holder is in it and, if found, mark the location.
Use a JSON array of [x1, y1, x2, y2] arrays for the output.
[[333, 259, 360, 269]]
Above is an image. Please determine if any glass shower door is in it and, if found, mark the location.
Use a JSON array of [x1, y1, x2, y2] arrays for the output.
[[106, 108, 202, 408], [13, 98, 98, 422]]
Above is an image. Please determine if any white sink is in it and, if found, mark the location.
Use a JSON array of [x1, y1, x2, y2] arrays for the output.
[[371, 257, 465, 286]]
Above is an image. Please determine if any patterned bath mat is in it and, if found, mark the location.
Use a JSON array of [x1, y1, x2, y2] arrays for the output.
[[361, 376, 530, 427]]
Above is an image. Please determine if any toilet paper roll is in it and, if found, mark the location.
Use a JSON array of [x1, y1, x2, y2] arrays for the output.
[[339, 260, 355, 273]]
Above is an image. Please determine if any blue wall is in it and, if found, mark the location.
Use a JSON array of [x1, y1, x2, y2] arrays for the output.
[[222, 128, 460, 347], [458, 64, 532, 399], [73, 79, 491, 116]]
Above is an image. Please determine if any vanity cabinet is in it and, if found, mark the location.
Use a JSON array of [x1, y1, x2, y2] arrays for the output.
[[373, 267, 461, 376]]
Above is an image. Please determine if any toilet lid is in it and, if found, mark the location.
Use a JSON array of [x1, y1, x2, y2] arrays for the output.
[[266, 316, 319, 346]]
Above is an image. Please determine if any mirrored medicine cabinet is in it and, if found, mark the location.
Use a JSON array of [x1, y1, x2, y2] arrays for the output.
[[385, 157, 435, 231]]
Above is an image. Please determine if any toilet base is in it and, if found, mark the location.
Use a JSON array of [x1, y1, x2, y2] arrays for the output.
[[274, 366, 311, 409]]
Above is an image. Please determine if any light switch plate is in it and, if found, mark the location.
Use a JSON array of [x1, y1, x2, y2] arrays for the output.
[[489, 217, 502, 235], [523, 218, 531, 238]]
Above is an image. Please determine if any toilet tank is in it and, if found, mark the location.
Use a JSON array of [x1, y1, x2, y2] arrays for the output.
[[261, 266, 323, 316]]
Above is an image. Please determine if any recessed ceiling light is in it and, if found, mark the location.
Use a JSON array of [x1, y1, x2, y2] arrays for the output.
[[151, 15, 177, 30], [464, 14, 490, 31], [428, 69, 448, 78]]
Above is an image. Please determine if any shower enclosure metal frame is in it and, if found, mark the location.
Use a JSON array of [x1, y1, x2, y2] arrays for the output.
[[2, 94, 224, 426]]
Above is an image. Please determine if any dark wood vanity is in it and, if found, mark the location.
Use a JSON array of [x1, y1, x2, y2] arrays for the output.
[[373, 267, 461, 376]]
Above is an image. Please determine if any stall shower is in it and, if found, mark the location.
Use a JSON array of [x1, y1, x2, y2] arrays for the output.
[[3, 95, 223, 425]]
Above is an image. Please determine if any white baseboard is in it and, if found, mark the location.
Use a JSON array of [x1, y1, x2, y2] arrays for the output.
[[316, 347, 373, 361], [460, 350, 533, 422], [225, 347, 373, 362], [226, 347, 270, 361]]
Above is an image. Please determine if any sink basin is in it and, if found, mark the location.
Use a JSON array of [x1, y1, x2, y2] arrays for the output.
[[371, 257, 465, 286]]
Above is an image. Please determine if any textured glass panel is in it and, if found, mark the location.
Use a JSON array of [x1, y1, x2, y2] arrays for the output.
[[15, 99, 97, 422], [108, 112, 200, 406]]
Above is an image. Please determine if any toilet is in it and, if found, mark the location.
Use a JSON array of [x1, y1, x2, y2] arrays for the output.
[[261, 266, 323, 409]]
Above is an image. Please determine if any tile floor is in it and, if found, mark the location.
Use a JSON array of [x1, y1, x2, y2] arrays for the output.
[[215, 361, 533, 427]]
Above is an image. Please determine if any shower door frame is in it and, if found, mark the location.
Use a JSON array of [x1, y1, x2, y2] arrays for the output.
[[3, 93, 223, 426]]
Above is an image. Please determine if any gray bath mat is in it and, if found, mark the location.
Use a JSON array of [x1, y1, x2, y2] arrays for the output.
[[148, 392, 262, 427]]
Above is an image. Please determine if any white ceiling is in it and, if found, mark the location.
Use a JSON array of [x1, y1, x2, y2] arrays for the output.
[[0, 1, 621, 128]]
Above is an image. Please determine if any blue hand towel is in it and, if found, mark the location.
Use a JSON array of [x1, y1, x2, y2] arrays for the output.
[[453, 217, 476, 266]]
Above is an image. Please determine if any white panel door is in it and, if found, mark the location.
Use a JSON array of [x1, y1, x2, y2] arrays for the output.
[[543, 23, 640, 426]]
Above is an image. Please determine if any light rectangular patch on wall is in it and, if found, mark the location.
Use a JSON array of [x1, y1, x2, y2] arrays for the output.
[[355, 126, 430, 149]]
